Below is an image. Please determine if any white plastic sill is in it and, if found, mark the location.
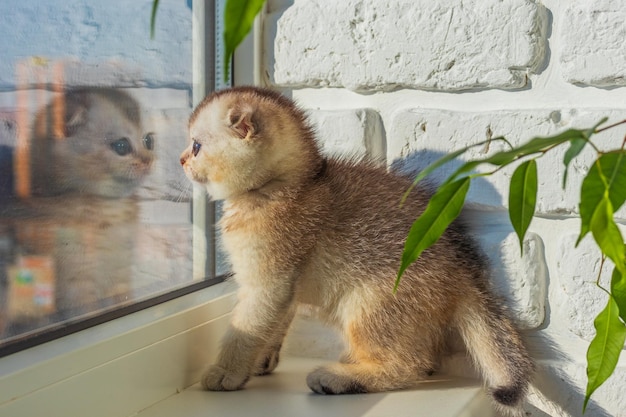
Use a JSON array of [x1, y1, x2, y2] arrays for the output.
[[0, 281, 496, 417], [135, 357, 496, 417]]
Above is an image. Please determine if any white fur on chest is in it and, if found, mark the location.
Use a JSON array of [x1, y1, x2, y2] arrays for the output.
[[219, 202, 273, 284]]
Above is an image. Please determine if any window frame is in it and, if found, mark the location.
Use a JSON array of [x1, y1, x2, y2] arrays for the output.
[[0, 0, 263, 412], [0, 0, 235, 359], [0, 280, 238, 417]]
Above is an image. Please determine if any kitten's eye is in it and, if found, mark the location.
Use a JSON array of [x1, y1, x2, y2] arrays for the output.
[[143, 133, 155, 150], [110, 138, 132, 156], [192, 140, 201, 157]]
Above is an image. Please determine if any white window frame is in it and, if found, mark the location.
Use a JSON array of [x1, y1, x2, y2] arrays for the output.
[[0, 1, 260, 415]]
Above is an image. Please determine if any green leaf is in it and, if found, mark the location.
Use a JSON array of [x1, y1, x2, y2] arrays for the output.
[[611, 266, 626, 324], [602, 152, 626, 212], [584, 296, 626, 412], [445, 128, 589, 185], [223, 0, 265, 81], [589, 197, 625, 275], [396, 177, 471, 291], [563, 137, 587, 189], [579, 152, 626, 246], [150, 0, 160, 39], [579, 162, 607, 244], [607, 162, 626, 214], [509, 159, 538, 254]]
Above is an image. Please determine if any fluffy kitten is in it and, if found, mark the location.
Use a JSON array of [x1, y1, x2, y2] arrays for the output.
[[29, 88, 154, 198], [181, 86, 534, 414], [1, 88, 153, 328]]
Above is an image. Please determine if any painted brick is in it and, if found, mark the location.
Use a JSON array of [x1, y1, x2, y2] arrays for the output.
[[554, 233, 620, 342], [269, 0, 547, 91], [561, 0, 626, 87], [534, 361, 626, 417], [464, 210, 547, 330], [484, 231, 546, 330], [307, 109, 385, 161], [389, 108, 626, 219]]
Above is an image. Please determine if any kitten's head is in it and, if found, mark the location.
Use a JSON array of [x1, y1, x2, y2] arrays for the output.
[[31, 88, 154, 198], [181, 86, 320, 200]]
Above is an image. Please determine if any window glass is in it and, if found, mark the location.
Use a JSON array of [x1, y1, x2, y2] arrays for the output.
[[0, 0, 211, 352]]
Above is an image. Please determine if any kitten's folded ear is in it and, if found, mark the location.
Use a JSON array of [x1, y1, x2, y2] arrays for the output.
[[227, 106, 258, 140], [65, 107, 88, 135], [60, 91, 90, 138]]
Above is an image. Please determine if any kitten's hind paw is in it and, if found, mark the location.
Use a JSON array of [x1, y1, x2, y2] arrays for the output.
[[306, 366, 368, 395], [201, 365, 249, 391]]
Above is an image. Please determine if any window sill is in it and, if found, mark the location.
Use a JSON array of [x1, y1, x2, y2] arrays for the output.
[[136, 357, 495, 417], [0, 281, 496, 417]]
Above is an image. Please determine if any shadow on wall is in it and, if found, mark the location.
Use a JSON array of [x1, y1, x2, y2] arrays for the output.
[[390, 148, 503, 207], [390, 149, 612, 417], [520, 331, 613, 417], [536, 362, 613, 417]]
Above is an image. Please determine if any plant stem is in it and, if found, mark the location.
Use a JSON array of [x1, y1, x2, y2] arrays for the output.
[[595, 119, 626, 134], [596, 256, 607, 287], [595, 256, 612, 296]]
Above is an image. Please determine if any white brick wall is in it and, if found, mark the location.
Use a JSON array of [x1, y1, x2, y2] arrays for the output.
[[307, 109, 385, 160], [268, 0, 626, 415], [269, 0, 547, 91], [561, 0, 626, 87], [554, 233, 611, 341], [388, 108, 626, 217]]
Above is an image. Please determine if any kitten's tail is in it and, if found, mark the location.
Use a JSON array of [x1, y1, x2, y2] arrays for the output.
[[454, 288, 534, 414]]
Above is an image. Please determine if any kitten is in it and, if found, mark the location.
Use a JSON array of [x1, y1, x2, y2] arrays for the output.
[[1, 88, 154, 329], [181, 86, 534, 414], [29, 88, 154, 198]]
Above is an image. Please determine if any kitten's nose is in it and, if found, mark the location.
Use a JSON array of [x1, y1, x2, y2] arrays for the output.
[[180, 154, 187, 166]]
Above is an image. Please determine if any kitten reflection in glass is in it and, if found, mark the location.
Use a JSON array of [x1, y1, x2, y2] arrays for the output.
[[0, 88, 153, 335]]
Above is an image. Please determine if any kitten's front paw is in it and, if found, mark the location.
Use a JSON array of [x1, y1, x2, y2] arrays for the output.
[[306, 366, 367, 395], [253, 346, 281, 376], [201, 365, 250, 391]]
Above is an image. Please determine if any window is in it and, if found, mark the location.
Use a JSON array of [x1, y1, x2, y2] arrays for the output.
[[0, 0, 227, 357]]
